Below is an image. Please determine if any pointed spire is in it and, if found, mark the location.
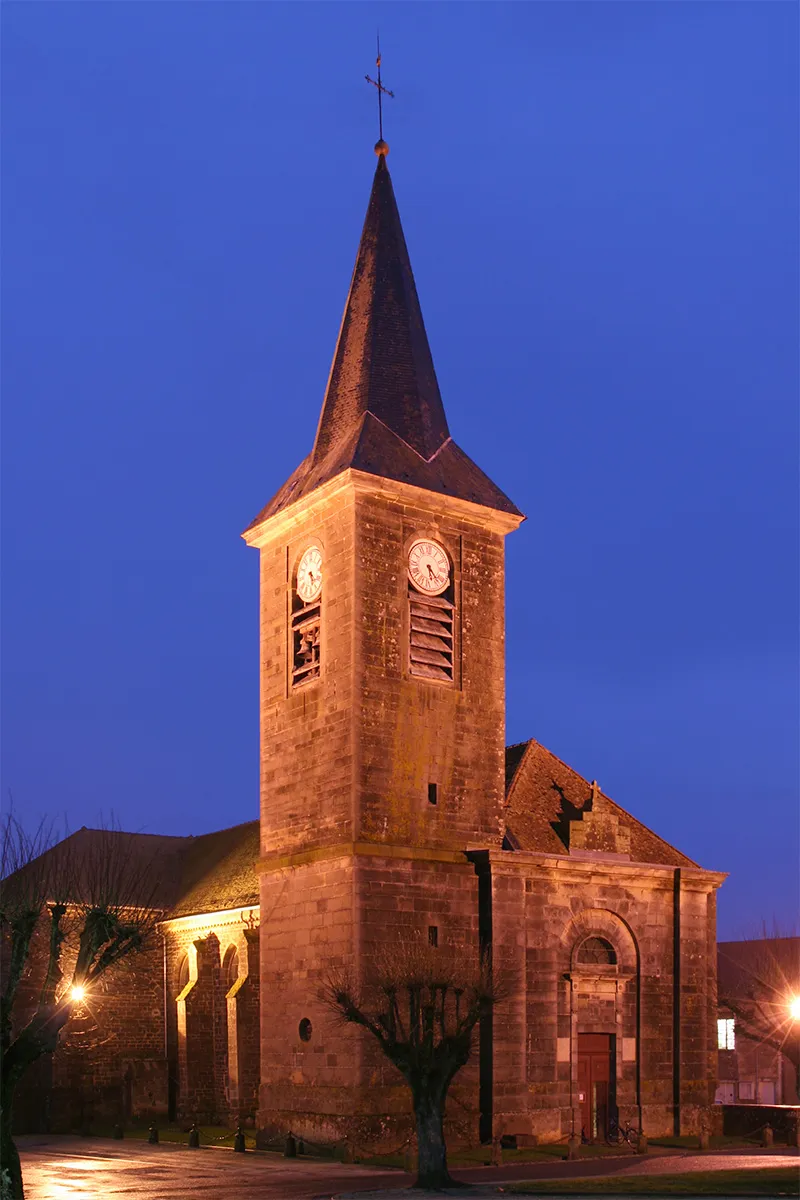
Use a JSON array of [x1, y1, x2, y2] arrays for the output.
[[313, 154, 449, 464], [244, 153, 523, 534]]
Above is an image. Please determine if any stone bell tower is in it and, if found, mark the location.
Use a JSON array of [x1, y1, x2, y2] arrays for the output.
[[243, 142, 523, 1142]]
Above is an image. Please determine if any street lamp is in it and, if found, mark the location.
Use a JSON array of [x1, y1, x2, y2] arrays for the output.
[[70, 985, 86, 1003], [790, 996, 800, 1022]]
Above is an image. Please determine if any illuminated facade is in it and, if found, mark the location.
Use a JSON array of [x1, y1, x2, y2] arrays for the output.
[[14, 148, 726, 1145], [240, 147, 726, 1146]]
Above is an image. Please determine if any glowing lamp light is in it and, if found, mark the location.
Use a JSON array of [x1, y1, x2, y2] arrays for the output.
[[70, 986, 86, 1003], [789, 996, 800, 1021]]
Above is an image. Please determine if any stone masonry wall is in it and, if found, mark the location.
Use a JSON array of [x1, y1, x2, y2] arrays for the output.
[[353, 484, 508, 852], [356, 852, 483, 1144], [257, 481, 356, 860], [476, 851, 721, 1144], [164, 913, 260, 1125], [257, 855, 361, 1144]]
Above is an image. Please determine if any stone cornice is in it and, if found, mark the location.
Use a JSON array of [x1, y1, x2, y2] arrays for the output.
[[159, 905, 260, 933], [259, 840, 469, 874], [243, 467, 523, 549], [242, 473, 354, 548], [348, 470, 524, 534], [467, 847, 727, 891]]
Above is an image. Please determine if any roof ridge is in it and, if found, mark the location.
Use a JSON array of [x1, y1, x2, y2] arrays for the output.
[[186, 818, 260, 840], [74, 828, 191, 842], [360, 410, 454, 464]]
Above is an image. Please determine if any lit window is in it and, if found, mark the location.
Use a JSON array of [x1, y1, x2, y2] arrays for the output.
[[717, 1017, 735, 1050]]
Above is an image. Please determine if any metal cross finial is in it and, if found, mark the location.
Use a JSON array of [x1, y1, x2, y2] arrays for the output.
[[365, 34, 394, 142]]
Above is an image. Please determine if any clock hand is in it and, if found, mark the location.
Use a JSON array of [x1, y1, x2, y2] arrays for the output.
[[427, 564, 435, 579]]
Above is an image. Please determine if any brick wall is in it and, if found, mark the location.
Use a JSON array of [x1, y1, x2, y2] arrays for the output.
[[10, 909, 167, 1133]]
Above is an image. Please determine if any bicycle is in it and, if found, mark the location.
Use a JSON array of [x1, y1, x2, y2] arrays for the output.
[[606, 1117, 639, 1147]]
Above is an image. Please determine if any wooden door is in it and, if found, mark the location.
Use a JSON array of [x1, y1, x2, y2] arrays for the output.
[[577, 1033, 614, 1142]]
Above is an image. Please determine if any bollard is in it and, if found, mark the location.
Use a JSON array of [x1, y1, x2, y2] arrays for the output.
[[188, 1124, 200, 1148], [233, 1126, 246, 1153], [636, 1131, 648, 1155], [567, 1135, 581, 1161], [762, 1124, 773, 1148], [699, 1130, 710, 1150], [491, 1137, 503, 1166], [112, 1124, 124, 1140], [284, 1133, 297, 1158], [148, 1125, 159, 1145]]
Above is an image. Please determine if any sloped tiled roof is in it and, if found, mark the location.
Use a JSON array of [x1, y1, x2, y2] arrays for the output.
[[3, 828, 189, 910], [169, 819, 260, 919], [5, 823, 261, 921], [245, 154, 521, 530], [504, 738, 696, 867]]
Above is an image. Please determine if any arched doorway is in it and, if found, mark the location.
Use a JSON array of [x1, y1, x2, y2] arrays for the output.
[[561, 911, 639, 1143], [575, 937, 618, 1140]]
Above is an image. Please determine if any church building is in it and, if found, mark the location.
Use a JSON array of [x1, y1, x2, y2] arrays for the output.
[[13, 141, 725, 1148]]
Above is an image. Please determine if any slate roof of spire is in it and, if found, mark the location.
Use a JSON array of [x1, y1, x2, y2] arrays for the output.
[[245, 155, 521, 530]]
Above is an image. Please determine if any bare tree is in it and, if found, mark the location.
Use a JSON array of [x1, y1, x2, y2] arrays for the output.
[[320, 937, 506, 1191], [718, 929, 800, 1101], [0, 813, 164, 1200]]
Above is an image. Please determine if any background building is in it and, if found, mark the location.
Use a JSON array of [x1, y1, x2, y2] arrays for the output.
[[716, 937, 800, 1108]]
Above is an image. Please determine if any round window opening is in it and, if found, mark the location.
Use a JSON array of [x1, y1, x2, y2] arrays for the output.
[[299, 1018, 313, 1042]]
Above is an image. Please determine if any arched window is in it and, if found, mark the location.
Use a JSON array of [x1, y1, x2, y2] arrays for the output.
[[223, 945, 239, 992], [291, 545, 322, 687], [176, 953, 190, 997], [576, 936, 617, 965], [407, 539, 455, 683]]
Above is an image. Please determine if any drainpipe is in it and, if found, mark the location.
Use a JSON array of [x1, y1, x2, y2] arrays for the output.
[[672, 868, 681, 1137], [636, 935, 643, 1134], [162, 932, 169, 1060]]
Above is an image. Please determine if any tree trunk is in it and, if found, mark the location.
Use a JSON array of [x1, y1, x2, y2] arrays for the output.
[[1, 1084, 24, 1200], [413, 1086, 455, 1190], [2, 1014, 68, 1200]]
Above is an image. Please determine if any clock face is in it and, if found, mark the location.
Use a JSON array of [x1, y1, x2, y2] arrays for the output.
[[296, 545, 322, 603], [408, 539, 450, 596]]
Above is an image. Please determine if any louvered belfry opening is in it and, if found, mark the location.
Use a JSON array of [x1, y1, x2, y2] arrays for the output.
[[409, 586, 455, 682], [291, 595, 321, 687]]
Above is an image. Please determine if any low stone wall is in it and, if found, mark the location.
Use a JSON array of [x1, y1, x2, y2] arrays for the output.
[[721, 1102, 800, 1143]]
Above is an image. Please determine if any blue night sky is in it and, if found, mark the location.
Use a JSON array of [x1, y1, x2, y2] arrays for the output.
[[2, 3, 797, 939]]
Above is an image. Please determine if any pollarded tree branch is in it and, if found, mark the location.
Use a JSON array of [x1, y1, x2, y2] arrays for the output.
[[320, 937, 510, 1191]]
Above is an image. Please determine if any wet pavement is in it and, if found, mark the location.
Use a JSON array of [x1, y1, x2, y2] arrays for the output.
[[16, 1136, 409, 1199], [17, 1136, 799, 1200]]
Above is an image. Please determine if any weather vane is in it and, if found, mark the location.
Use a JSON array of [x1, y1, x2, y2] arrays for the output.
[[365, 34, 393, 152]]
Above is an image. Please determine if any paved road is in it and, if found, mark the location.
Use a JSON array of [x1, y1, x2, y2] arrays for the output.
[[17, 1136, 799, 1200], [18, 1137, 408, 1200]]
